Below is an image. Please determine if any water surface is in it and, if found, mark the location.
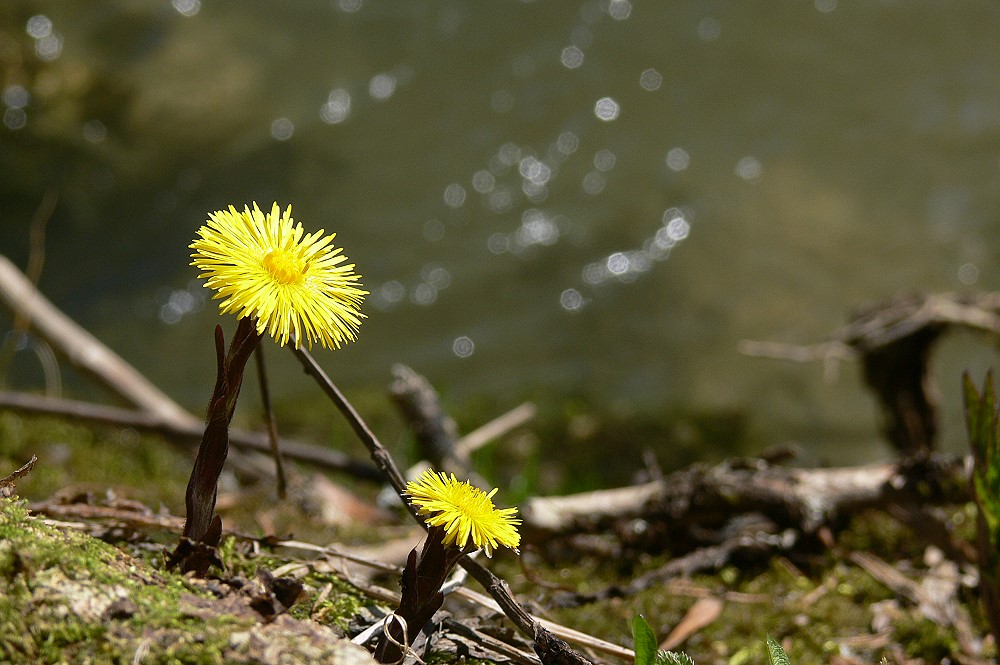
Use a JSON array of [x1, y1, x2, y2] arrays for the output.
[[2, 0, 1000, 469]]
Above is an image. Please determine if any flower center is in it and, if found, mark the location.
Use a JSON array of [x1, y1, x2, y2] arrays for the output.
[[263, 249, 306, 285]]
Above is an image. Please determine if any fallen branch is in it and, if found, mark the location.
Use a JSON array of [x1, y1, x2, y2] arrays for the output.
[[520, 455, 968, 541], [740, 290, 1000, 454], [0, 390, 382, 482], [0, 253, 197, 428], [391, 363, 534, 486], [29, 500, 186, 533], [455, 401, 536, 460], [390, 363, 463, 471]]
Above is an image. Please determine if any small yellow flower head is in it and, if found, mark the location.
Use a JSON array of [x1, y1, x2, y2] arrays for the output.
[[190, 202, 367, 349], [406, 469, 521, 557]]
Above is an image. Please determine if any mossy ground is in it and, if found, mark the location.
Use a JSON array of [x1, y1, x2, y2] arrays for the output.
[[0, 496, 228, 664], [0, 411, 994, 664], [504, 507, 993, 664], [0, 495, 378, 664]]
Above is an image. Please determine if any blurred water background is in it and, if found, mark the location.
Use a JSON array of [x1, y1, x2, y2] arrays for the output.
[[2, 1, 1000, 485]]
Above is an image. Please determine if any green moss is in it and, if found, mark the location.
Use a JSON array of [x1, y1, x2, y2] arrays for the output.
[[0, 408, 991, 664], [0, 413, 193, 511], [217, 535, 369, 633], [0, 498, 265, 663], [531, 506, 989, 664], [893, 613, 961, 661], [288, 570, 367, 633]]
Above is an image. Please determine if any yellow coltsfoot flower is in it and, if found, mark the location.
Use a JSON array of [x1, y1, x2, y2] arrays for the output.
[[406, 469, 521, 557], [190, 202, 366, 349]]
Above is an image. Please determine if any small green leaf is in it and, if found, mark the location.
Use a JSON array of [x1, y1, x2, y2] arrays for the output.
[[766, 635, 790, 665], [963, 371, 992, 464], [658, 651, 696, 665], [632, 614, 658, 665]]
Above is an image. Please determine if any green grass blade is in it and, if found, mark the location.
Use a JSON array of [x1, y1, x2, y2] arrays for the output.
[[963, 371, 990, 463]]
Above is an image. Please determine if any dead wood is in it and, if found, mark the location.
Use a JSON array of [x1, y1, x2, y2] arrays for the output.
[[0, 253, 198, 428], [741, 290, 1000, 454], [29, 500, 185, 533], [550, 515, 797, 607], [0, 389, 383, 481], [390, 363, 464, 471], [390, 363, 535, 484], [0, 455, 36, 497], [520, 455, 968, 542], [439, 616, 543, 665]]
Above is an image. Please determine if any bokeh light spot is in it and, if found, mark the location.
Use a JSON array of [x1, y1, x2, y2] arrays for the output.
[[25, 15, 52, 39], [582, 171, 606, 195], [561, 46, 584, 69], [639, 68, 662, 91], [369, 73, 397, 100], [35, 33, 63, 61], [443, 183, 467, 208], [453, 336, 475, 358], [472, 169, 495, 193], [270, 117, 294, 140], [320, 89, 351, 124], [335, 0, 364, 12], [735, 156, 763, 181], [664, 211, 690, 241], [698, 17, 721, 41], [423, 218, 445, 242], [594, 149, 616, 172], [958, 263, 979, 285], [491, 90, 514, 113], [608, 0, 632, 20], [666, 147, 690, 171], [594, 97, 620, 121], [556, 132, 579, 155], [560, 288, 586, 312], [606, 252, 629, 275], [83, 119, 107, 143], [4, 108, 26, 130], [3, 85, 29, 109], [171, 0, 201, 17], [421, 264, 452, 290], [411, 283, 437, 306], [381, 280, 406, 303]]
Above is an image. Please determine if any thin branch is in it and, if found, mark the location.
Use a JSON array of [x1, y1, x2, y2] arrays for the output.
[[288, 345, 408, 494], [0, 390, 382, 481], [0, 253, 197, 428], [390, 363, 462, 469], [29, 500, 186, 533], [455, 401, 536, 460], [736, 339, 855, 364], [25, 189, 57, 287]]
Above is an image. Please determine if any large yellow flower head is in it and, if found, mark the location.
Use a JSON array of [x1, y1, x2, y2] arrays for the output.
[[405, 469, 521, 557], [190, 202, 367, 349]]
